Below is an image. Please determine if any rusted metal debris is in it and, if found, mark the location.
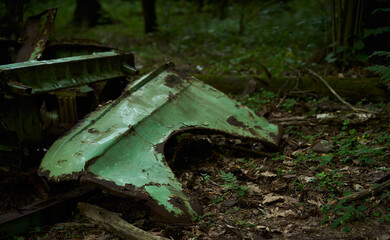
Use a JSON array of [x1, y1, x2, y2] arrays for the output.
[[0, 185, 97, 239], [0, 51, 136, 152], [16, 9, 57, 62], [2, 9, 281, 224], [39, 62, 282, 223]]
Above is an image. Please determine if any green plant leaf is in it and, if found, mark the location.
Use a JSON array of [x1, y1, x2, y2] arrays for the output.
[[354, 40, 365, 50]]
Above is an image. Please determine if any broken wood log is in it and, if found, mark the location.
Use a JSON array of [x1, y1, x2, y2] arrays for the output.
[[339, 178, 390, 203], [269, 112, 377, 126], [78, 202, 169, 240], [193, 74, 390, 103], [307, 68, 378, 114], [269, 116, 310, 125]]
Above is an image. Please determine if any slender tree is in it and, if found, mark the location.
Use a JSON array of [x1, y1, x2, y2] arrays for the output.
[[329, 0, 390, 69], [0, 0, 25, 39], [142, 0, 158, 33], [74, 0, 104, 28]]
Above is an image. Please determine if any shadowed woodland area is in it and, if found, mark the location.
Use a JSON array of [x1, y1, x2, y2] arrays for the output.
[[1, 0, 390, 239]]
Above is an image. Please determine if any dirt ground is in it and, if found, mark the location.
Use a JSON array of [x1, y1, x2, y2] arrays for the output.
[[1, 78, 390, 240]]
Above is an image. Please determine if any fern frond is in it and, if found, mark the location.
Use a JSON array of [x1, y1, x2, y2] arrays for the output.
[[219, 171, 237, 183], [366, 65, 390, 83], [367, 51, 390, 60]]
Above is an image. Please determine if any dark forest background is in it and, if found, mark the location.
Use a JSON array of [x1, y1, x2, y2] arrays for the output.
[[1, 0, 389, 78]]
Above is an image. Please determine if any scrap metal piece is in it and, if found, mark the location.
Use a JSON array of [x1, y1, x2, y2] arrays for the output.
[[39, 64, 281, 222], [0, 50, 135, 152], [0, 185, 97, 239], [1, 51, 134, 96], [16, 9, 57, 62], [55, 90, 78, 128]]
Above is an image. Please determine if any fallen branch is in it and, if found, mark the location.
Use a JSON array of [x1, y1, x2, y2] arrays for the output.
[[78, 202, 168, 240], [270, 116, 311, 125], [339, 178, 390, 203], [306, 68, 379, 114]]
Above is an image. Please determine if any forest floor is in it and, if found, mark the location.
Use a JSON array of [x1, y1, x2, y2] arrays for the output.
[[2, 1, 390, 239], [1, 70, 389, 239]]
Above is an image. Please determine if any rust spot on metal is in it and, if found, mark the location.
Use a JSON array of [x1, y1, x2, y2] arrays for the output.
[[168, 91, 177, 101], [226, 116, 247, 128], [155, 142, 164, 154], [164, 75, 182, 88], [249, 128, 259, 136], [84, 157, 100, 170], [88, 128, 100, 134], [74, 151, 83, 156], [37, 167, 86, 182], [254, 126, 263, 130], [170, 196, 184, 205]]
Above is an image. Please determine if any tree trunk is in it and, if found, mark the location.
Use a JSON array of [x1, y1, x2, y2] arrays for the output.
[[142, 0, 158, 33], [0, 0, 25, 39], [74, 0, 103, 28], [211, 0, 228, 20], [329, 0, 370, 69]]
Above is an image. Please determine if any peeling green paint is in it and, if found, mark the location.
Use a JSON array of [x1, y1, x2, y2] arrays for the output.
[[144, 186, 183, 215], [39, 65, 281, 222]]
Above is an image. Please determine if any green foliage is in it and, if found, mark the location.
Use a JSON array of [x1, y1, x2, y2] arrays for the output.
[[23, 0, 327, 77], [366, 65, 390, 86], [219, 171, 248, 196], [366, 51, 390, 88], [321, 202, 367, 232], [272, 153, 286, 161], [281, 98, 297, 111], [240, 89, 278, 112], [332, 129, 387, 164], [211, 194, 225, 204], [201, 173, 210, 182], [315, 170, 343, 192]]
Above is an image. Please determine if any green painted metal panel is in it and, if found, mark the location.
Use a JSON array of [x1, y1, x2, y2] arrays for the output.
[[39, 64, 281, 222], [0, 51, 134, 95]]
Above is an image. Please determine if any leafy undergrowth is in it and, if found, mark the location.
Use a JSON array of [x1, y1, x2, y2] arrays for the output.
[[161, 95, 390, 239], [23, 0, 327, 77], [13, 93, 390, 240], [6, 1, 389, 239]]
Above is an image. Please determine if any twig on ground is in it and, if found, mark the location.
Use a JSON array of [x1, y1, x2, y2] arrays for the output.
[[78, 202, 168, 240], [306, 68, 379, 114], [270, 116, 312, 125], [338, 178, 390, 203]]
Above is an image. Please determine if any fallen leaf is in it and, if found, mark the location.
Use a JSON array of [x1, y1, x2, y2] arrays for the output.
[[263, 194, 284, 204], [307, 199, 321, 208], [353, 184, 363, 191], [261, 171, 277, 177], [300, 176, 316, 183], [264, 208, 297, 219], [247, 183, 263, 194]]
